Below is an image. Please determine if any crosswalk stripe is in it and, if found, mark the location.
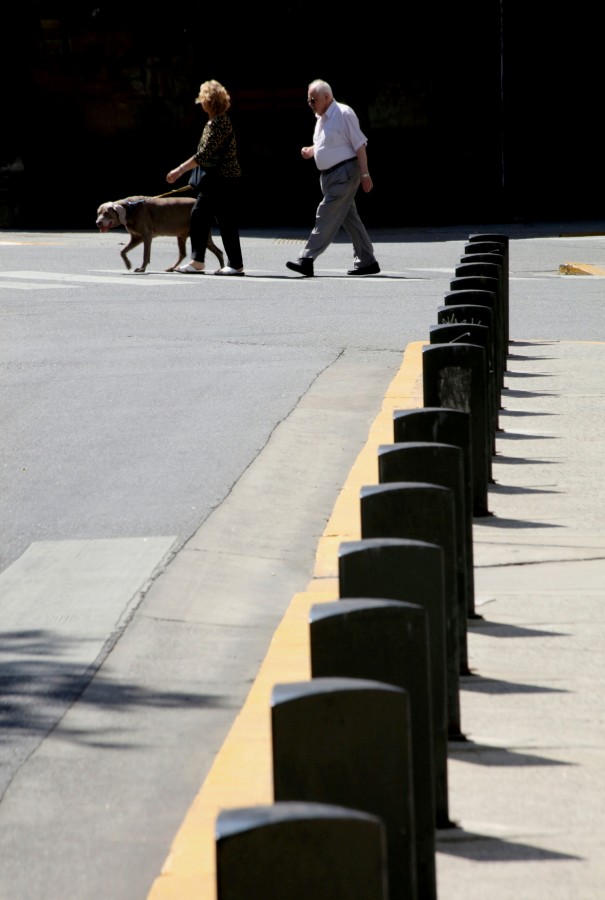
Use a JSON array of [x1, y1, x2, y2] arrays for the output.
[[0, 271, 180, 286]]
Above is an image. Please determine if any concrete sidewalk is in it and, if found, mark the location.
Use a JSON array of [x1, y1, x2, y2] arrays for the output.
[[146, 335, 605, 900], [439, 338, 605, 900]]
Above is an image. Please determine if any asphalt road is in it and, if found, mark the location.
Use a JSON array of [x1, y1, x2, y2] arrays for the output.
[[1, 222, 604, 899]]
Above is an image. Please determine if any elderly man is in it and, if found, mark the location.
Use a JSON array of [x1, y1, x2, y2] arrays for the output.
[[286, 79, 380, 278]]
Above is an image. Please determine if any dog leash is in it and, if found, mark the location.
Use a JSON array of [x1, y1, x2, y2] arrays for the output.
[[153, 185, 193, 199]]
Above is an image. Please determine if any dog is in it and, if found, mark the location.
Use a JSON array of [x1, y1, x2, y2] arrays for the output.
[[95, 194, 224, 273]]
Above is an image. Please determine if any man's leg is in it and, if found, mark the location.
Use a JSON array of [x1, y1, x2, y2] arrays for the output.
[[342, 200, 377, 267], [300, 164, 361, 260]]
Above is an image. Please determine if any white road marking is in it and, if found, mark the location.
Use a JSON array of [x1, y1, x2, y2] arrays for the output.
[[0, 271, 184, 286], [0, 268, 497, 287], [0, 280, 77, 290]]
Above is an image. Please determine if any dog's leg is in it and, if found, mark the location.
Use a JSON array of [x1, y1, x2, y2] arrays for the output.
[[121, 235, 143, 271], [134, 235, 152, 273], [207, 236, 225, 269], [167, 237, 187, 272]]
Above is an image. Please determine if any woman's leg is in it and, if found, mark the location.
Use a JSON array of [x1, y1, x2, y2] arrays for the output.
[[213, 180, 244, 270], [189, 194, 214, 264]]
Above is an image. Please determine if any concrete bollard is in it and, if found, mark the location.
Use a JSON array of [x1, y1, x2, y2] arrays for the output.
[[429, 322, 499, 448], [422, 342, 492, 513], [440, 293, 502, 398], [467, 233, 510, 345], [465, 247, 509, 348], [464, 240, 506, 259], [442, 288, 498, 325], [466, 237, 508, 256], [272, 677, 417, 900], [439, 297, 495, 337], [449, 274, 505, 384], [216, 802, 388, 899], [460, 250, 509, 320], [468, 232, 509, 251], [429, 319, 498, 451], [309, 599, 438, 900], [440, 290, 503, 396], [459, 250, 508, 362], [378, 440, 477, 620], [455, 259, 506, 368], [392, 407, 474, 520], [338, 537, 453, 824], [359, 481, 469, 701], [461, 252, 505, 289], [455, 260, 502, 296]]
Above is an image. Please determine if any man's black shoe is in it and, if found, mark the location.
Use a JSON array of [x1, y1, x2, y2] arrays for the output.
[[347, 261, 381, 276], [286, 258, 314, 277]]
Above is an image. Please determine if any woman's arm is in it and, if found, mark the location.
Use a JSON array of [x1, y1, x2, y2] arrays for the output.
[[166, 156, 197, 184]]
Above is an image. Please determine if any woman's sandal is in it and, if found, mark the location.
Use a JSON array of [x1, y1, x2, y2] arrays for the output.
[[214, 266, 245, 276], [177, 262, 206, 273]]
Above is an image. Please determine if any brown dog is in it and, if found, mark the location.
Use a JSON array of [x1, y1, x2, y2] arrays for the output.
[[95, 194, 224, 273]]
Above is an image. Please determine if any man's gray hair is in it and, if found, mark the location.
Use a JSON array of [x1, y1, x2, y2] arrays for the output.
[[309, 79, 333, 98]]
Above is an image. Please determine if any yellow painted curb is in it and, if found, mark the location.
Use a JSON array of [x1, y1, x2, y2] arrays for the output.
[[559, 262, 605, 275], [147, 341, 426, 900]]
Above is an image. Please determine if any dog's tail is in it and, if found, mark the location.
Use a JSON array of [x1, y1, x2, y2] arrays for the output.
[[153, 185, 193, 199]]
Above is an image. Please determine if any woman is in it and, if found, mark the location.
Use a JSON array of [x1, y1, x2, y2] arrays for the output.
[[167, 79, 244, 276]]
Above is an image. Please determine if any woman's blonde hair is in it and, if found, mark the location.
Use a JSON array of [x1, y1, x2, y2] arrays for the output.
[[196, 80, 231, 116]]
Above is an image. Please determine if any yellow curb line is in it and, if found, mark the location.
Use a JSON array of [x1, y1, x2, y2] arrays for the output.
[[559, 262, 605, 275], [147, 340, 426, 900]]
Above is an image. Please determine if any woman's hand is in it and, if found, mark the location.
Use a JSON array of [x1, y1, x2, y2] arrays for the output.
[[166, 167, 182, 184]]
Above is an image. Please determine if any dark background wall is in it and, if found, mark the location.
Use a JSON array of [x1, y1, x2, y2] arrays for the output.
[[1, 3, 603, 229]]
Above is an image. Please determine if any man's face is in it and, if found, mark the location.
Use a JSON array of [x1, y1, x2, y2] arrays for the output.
[[307, 89, 331, 116]]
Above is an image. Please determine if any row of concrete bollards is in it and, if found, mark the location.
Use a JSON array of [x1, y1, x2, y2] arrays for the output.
[[214, 234, 510, 899]]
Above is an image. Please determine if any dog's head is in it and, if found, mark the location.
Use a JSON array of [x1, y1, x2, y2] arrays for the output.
[[95, 202, 122, 233]]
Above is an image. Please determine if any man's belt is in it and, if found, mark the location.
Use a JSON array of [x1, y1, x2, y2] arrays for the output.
[[320, 157, 357, 175]]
